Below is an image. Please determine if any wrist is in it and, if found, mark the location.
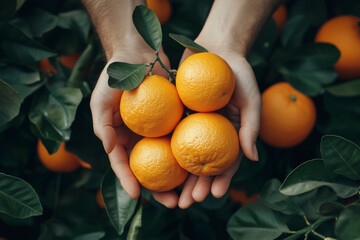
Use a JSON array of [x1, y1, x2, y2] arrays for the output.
[[196, 0, 282, 57]]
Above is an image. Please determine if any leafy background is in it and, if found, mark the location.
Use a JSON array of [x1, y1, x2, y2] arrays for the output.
[[0, 0, 360, 239]]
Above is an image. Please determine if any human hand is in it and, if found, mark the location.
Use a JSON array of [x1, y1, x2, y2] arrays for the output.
[[177, 42, 261, 209], [90, 43, 182, 208]]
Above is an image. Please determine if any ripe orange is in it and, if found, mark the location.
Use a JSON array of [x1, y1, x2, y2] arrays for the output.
[[146, 0, 172, 25], [78, 159, 91, 169], [39, 52, 81, 73], [171, 113, 239, 176], [96, 189, 105, 209], [315, 15, 360, 80], [120, 75, 183, 137], [37, 140, 81, 173], [260, 82, 316, 148], [129, 137, 188, 192], [229, 188, 259, 206], [272, 4, 287, 32], [176, 52, 235, 112]]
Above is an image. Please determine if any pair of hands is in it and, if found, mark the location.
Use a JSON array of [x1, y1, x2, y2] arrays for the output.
[[90, 38, 261, 209]]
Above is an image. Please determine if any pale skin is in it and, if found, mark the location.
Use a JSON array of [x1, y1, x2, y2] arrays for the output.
[[82, 0, 282, 208]]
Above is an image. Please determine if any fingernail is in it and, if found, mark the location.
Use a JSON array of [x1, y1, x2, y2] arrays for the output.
[[252, 144, 259, 161]]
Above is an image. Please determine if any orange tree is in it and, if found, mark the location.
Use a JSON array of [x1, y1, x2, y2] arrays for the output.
[[0, 0, 360, 240]]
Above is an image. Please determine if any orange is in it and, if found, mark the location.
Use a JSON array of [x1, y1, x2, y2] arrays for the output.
[[229, 188, 259, 206], [129, 137, 188, 192], [171, 113, 239, 176], [146, 0, 172, 25], [259, 82, 316, 148], [120, 75, 183, 137], [315, 15, 360, 80], [39, 52, 81, 73], [37, 140, 81, 173], [272, 4, 287, 32], [96, 189, 105, 209], [79, 159, 91, 169], [176, 52, 235, 112]]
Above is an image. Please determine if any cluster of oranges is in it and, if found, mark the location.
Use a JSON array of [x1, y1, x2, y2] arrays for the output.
[[121, 52, 240, 192]]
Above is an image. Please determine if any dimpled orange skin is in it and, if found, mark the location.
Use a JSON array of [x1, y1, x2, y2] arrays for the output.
[[176, 52, 235, 112], [272, 4, 287, 32], [315, 15, 360, 80], [120, 75, 183, 137], [260, 82, 317, 148], [171, 113, 239, 176], [37, 140, 81, 173], [146, 0, 172, 25], [130, 137, 188, 192]]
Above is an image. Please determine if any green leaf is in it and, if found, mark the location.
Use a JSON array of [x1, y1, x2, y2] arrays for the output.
[[29, 87, 79, 143], [321, 135, 360, 181], [277, 43, 340, 96], [259, 179, 304, 215], [45, 86, 83, 130], [0, 65, 43, 101], [310, 187, 338, 214], [335, 205, 360, 240], [319, 202, 344, 216], [74, 232, 106, 240], [101, 168, 138, 235], [67, 38, 97, 96], [58, 10, 91, 44], [0, 173, 43, 218], [289, 0, 327, 27], [12, 8, 58, 38], [227, 201, 290, 240], [280, 159, 359, 198], [107, 62, 147, 90], [281, 15, 310, 50], [326, 79, 360, 97], [126, 206, 142, 240], [132, 5, 162, 51], [169, 33, 208, 53], [0, 79, 21, 125], [0, 21, 56, 67]]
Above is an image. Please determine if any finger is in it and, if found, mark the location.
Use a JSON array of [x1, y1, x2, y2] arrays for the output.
[[151, 190, 179, 209], [179, 49, 196, 65], [178, 174, 198, 209], [90, 70, 122, 154], [192, 176, 213, 202], [239, 96, 261, 161], [211, 157, 241, 198], [109, 145, 140, 199]]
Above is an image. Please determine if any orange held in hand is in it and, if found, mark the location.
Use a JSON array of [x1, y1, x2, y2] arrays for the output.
[[146, 0, 172, 25], [130, 137, 188, 192], [171, 113, 239, 176], [120, 75, 183, 137], [315, 15, 360, 80], [37, 140, 81, 173], [260, 82, 316, 148], [176, 52, 235, 112]]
